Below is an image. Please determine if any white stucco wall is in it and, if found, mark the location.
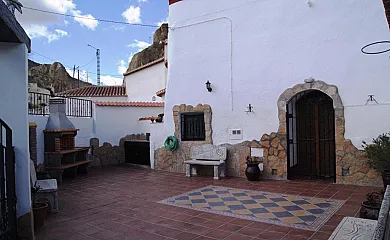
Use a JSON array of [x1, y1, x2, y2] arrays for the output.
[[28, 115, 93, 164], [94, 106, 164, 145], [0, 43, 30, 217], [149, 123, 165, 169], [124, 62, 166, 102], [165, 0, 390, 148]]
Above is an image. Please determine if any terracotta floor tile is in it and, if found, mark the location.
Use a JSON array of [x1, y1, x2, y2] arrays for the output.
[[35, 166, 374, 240], [225, 233, 252, 240], [217, 223, 244, 232], [172, 232, 200, 240], [255, 230, 286, 240], [186, 225, 213, 235], [206, 229, 232, 239], [310, 231, 332, 240], [237, 226, 264, 237]]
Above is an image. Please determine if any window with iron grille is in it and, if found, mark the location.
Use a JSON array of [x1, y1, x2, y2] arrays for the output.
[[181, 112, 205, 141]]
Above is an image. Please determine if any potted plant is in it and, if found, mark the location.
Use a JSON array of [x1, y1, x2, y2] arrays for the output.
[[360, 190, 384, 220], [245, 156, 261, 181], [362, 133, 390, 190], [31, 183, 48, 231]]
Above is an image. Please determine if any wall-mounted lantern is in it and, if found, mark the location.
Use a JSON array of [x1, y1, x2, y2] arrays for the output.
[[205, 81, 212, 92]]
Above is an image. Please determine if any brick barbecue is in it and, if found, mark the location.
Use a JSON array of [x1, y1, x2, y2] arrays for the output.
[[44, 98, 91, 183]]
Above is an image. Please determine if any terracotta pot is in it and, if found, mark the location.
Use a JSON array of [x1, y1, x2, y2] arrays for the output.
[[33, 202, 48, 231], [359, 201, 380, 220], [245, 163, 261, 181], [382, 170, 390, 190]]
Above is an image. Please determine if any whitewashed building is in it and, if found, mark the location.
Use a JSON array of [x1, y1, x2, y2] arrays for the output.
[[154, 0, 390, 186], [0, 1, 34, 238]]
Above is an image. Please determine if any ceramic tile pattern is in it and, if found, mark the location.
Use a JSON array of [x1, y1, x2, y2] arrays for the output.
[[159, 185, 344, 231], [35, 166, 380, 240]]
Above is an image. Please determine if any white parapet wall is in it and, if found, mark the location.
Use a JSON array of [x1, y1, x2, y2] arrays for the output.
[[94, 105, 164, 145]]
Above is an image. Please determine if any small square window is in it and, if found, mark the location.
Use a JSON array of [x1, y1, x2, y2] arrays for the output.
[[181, 112, 205, 141], [232, 130, 237, 135]]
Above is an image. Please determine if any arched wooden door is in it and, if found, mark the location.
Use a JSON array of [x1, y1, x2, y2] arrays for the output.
[[286, 90, 336, 181]]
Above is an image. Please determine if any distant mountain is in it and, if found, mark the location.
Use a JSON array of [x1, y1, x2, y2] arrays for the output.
[[28, 60, 92, 93]]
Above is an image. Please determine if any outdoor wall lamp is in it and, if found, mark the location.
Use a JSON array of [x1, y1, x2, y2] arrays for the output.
[[205, 81, 212, 92]]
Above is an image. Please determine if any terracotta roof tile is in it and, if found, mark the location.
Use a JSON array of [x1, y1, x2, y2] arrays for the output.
[[95, 102, 164, 107], [58, 86, 127, 97], [123, 58, 164, 76], [156, 88, 166, 97]]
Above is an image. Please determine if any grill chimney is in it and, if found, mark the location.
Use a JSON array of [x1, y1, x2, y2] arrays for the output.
[[45, 98, 75, 131]]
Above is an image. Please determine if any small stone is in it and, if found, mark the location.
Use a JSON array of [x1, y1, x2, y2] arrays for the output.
[[270, 132, 277, 139], [172, 106, 180, 112], [261, 134, 270, 141], [269, 148, 274, 155], [261, 141, 270, 148], [278, 150, 286, 159], [271, 138, 280, 147], [357, 166, 370, 174]]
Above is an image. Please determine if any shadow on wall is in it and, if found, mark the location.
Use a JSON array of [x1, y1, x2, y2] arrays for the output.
[[90, 133, 149, 166]]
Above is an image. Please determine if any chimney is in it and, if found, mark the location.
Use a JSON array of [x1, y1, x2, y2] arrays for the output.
[[45, 98, 75, 131]]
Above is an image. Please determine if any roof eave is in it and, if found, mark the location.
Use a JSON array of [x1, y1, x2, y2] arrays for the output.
[[123, 58, 165, 76], [0, 2, 31, 52]]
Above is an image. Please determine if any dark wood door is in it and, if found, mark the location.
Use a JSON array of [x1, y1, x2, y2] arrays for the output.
[[124, 141, 150, 166], [287, 91, 335, 180]]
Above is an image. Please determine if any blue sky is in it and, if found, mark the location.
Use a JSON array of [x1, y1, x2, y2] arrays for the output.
[[14, 0, 168, 85]]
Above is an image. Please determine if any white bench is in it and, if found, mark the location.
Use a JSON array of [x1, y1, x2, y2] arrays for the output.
[[30, 160, 59, 213], [185, 144, 227, 180], [329, 186, 390, 240]]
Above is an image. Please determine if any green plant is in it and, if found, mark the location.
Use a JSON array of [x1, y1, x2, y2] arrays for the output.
[[365, 190, 385, 207], [362, 133, 390, 171], [246, 156, 261, 164]]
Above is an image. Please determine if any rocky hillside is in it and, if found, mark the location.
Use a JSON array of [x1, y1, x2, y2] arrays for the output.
[[126, 23, 168, 72], [28, 60, 92, 93]]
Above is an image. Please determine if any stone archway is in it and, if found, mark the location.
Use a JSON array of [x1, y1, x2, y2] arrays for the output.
[[260, 80, 381, 185]]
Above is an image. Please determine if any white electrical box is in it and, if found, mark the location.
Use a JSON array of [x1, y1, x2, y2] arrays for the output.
[[229, 129, 243, 140], [251, 148, 264, 158]]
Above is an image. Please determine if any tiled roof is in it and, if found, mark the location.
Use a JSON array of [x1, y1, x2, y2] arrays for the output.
[[123, 58, 164, 76], [58, 86, 127, 97], [156, 88, 166, 97], [95, 102, 164, 107]]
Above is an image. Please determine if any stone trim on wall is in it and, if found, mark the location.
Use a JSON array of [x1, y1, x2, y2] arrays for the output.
[[155, 104, 213, 173], [173, 104, 213, 144], [274, 80, 381, 185]]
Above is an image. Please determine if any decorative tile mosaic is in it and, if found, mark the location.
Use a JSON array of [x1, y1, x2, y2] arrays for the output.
[[159, 185, 345, 231]]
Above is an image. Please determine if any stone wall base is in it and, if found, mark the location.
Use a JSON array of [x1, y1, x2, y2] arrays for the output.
[[90, 134, 149, 167]]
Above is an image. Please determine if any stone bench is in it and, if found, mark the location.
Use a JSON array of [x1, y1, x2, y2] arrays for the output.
[[329, 186, 390, 240], [185, 144, 227, 180]]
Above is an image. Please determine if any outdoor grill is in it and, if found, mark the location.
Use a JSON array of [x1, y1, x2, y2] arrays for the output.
[[43, 97, 91, 183]]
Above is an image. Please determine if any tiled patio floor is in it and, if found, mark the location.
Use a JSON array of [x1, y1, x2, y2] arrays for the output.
[[36, 166, 379, 240]]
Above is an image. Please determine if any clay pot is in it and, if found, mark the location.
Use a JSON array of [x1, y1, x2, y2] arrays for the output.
[[382, 170, 390, 191], [359, 201, 380, 220], [33, 202, 48, 231], [245, 163, 261, 181]]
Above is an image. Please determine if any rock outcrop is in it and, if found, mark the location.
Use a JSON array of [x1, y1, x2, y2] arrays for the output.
[[28, 60, 91, 93], [126, 23, 168, 72]]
